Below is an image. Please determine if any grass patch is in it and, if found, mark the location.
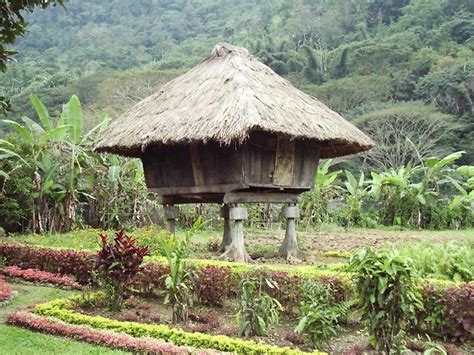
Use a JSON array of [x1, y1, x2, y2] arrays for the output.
[[0, 282, 128, 354], [0, 282, 75, 322], [0, 325, 128, 354]]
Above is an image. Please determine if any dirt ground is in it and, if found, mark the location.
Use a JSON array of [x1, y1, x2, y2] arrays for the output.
[[246, 228, 474, 254]]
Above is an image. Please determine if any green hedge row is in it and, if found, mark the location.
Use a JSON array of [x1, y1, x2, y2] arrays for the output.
[[33, 295, 324, 354]]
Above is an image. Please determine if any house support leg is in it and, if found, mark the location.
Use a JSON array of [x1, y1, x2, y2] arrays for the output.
[[219, 205, 232, 253], [164, 205, 179, 234], [278, 203, 301, 260], [219, 205, 251, 262]]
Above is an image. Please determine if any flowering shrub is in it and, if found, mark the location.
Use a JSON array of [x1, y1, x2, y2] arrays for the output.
[[194, 265, 231, 307], [96, 230, 149, 311], [0, 275, 13, 303], [2, 266, 82, 289], [7, 311, 199, 354]]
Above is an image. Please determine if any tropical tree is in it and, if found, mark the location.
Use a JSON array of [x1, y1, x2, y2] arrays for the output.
[[2, 94, 104, 232], [300, 159, 342, 228]]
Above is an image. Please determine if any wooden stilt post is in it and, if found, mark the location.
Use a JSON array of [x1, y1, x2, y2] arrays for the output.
[[220, 204, 232, 252], [278, 203, 300, 260], [219, 204, 250, 262], [164, 204, 179, 234]]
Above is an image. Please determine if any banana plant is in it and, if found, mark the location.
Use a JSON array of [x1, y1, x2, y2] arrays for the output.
[[0, 139, 29, 181], [300, 159, 343, 228], [2, 94, 96, 232], [444, 164, 474, 228], [341, 170, 367, 228]]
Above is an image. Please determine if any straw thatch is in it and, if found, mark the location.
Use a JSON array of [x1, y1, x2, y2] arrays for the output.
[[95, 43, 374, 158]]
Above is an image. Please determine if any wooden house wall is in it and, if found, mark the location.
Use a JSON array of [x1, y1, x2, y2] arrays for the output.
[[142, 132, 320, 197]]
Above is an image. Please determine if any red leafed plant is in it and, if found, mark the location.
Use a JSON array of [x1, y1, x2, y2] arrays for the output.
[[96, 230, 149, 311], [2, 266, 82, 289], [195, 265, 231, 307], [0, 275, 13, 303], [7, 311, 194, 354]]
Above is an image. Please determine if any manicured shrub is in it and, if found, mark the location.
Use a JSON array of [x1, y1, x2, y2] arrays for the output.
[[96, 230, 149, 311], [443, 283, 474, 342], [1, 266, 81, 289], [265, 271, 301, 312], [7, 311, 197, 354], [419, 282, 474, 342], [349, 248, 423, 352], [194, 265, 231, 307], [187, 311, 220, 333], [0, 275, 13, 303], [34, 295, 315, 354], [2, 241, 470, 342], [236, 274, 283, 337], [0, 243, 93, 283], [133, 262, 169, 296]]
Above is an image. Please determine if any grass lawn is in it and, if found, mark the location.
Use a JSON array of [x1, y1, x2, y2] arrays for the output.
[[0, 226, 218, 252], [0, 282, 128, 354]]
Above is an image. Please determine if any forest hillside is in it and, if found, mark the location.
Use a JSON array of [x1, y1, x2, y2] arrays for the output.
[[1, 0, 473, 166]]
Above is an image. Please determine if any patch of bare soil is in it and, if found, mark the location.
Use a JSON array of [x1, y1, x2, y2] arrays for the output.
[[247, 229, 474, 254]]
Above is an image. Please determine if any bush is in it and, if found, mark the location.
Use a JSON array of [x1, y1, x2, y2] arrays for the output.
[[34, 295, 313, 354], [133, 262, 169, 296], [349, 248, 423, 352], [194, 265, 230, 307], [236, 274, 283, 337], [295, 281, 351, 346], [442, 283, 474, 342], [1, 266, 81, 289], [419, 282, 474, 342], [0, 243, 93, 283], [0, 275, 13, 303], [95, 230, 149, 311], [8, 311, 191, 354]]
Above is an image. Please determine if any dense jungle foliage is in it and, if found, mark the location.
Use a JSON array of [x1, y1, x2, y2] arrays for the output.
[[0, 0, 473, 233]]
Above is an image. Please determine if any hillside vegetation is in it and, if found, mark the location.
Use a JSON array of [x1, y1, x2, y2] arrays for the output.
[[0, 0, 472, 165]]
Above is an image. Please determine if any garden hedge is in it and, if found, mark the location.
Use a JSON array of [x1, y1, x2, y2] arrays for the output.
[[33, 294, 324, 354], [1, 242, 472, 341], [8, 311, 202, 354]]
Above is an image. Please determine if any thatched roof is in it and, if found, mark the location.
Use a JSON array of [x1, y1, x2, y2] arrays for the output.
[[95, 43, 374, 158]]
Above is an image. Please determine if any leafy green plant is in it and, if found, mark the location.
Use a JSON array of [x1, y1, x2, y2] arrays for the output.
[[300, 159, 342, 228], [338, 170, 368, 229], [295, 280, 351, 346], [396, 241, 473, 282], [158, 224, 195, 323], [236, 273, 283, 337], [349, 248, 423, 352]]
